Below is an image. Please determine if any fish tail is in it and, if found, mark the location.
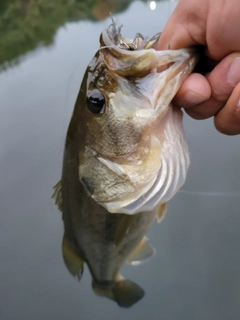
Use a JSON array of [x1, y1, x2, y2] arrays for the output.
[[112, 279, 144, 308], [93, 279, 144, 308]]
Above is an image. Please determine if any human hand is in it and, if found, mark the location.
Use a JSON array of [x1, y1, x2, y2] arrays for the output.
[[157, 0, 240, 135]]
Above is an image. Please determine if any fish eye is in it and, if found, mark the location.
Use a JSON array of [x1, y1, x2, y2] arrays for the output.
[[87, 89, 105, 114]]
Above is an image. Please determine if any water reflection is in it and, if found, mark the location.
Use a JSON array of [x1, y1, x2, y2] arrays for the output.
[[0, 0, 168, 70]]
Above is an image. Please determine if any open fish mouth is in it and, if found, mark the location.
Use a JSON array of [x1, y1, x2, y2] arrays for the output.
[[100, 19, 197, 114]]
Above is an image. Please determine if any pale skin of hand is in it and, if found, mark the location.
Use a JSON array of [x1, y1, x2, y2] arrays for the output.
[[157, 0, 240, 135]]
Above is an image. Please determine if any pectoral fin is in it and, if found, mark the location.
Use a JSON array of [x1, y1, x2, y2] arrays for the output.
[[62, 233, 84, 280], [127, 236, 155, 265], [112, 280, 144, 308], [157, 202, 167, 223], [52, 180, 63, 212]]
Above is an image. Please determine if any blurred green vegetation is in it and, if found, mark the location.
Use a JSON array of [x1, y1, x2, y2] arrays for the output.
[[0, 0, 143, 69]]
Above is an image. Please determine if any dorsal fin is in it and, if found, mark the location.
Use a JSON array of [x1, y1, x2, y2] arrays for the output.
[[52, 180, 63, 212], [62, 233, 84, 281]]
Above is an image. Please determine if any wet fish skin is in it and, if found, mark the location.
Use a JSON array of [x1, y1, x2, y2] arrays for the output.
[[54, 152, 164, 307], [53, 20, 198, 307], [54, 133, 166, 307]]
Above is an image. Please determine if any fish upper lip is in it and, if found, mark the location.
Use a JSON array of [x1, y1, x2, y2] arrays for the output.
[[100, 26, 198, 79]]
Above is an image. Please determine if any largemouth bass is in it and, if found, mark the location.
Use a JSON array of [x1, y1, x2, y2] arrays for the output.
[[53, 20, 198, 307]]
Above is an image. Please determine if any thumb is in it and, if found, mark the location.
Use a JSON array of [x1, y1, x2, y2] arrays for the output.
[[156, 1, 206, 50]]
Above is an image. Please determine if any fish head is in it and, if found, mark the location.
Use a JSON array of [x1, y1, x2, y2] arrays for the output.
[[73, 20, 198, 214]]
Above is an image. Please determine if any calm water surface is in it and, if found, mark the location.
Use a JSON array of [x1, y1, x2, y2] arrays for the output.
[[1, 1, 240, 319]]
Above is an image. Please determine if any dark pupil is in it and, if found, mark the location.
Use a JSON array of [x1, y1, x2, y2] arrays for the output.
[[87, 89, 105, 113]]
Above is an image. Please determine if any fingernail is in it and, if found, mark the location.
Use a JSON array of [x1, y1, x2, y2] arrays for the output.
[[179, 91, 207, 108], [228, 58, 240, 86]]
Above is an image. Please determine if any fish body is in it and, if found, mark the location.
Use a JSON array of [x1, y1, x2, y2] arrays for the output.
[[53, 20, 198, 307], [55, 174, 164, 307]]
